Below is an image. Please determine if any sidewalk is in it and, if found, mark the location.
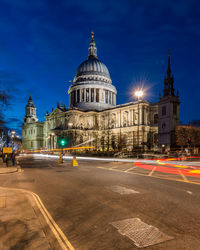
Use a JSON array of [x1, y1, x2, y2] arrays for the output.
[[0, 187, 51, 250], [0, 158, 54, 250], [0, 158, 19, 174]]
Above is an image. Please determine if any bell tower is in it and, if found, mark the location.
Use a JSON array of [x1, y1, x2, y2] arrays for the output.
[[24, 94, 38, 124], [158, 53, 180, 149]]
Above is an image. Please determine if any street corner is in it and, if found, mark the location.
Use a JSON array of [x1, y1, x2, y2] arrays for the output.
[[16, 165, 24, 173], [0, 167, 18, 174], [0, 186, 75, 250], [0, 187, 52, 250]]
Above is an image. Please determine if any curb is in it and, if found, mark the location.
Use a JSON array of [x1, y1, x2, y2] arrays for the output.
[[0, 167, 18, 174], [0, 162, 22, 174], [17, 165, 23, 173]]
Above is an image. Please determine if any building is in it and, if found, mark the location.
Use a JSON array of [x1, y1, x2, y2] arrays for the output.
[[22, 33, 179, 152], [158, 54, 180, 150]]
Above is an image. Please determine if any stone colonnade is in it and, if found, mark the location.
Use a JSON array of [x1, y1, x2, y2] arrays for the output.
[[69, 87, 116, 106]]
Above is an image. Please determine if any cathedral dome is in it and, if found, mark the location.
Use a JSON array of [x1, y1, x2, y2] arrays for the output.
[[68, 32, 117, 111], [75, 58, 110, 79], [73, 33, 112, 85]]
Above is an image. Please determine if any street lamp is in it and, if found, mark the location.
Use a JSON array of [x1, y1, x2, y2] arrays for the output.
[[135, 90, 144, 148]]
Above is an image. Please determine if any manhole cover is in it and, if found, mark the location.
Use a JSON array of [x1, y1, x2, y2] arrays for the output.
[[111, 218, 173, 248], [107, 186, 139, 195]]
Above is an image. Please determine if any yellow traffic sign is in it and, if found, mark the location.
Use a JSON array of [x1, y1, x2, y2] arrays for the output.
[[3, 147, 13, 154]]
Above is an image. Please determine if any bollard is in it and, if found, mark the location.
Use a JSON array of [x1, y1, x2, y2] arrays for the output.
[[72, 156, 78, 167], [58, 153, 63, 164]]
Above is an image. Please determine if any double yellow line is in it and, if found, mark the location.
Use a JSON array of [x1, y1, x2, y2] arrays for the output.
[[0, 186, 75, 250]]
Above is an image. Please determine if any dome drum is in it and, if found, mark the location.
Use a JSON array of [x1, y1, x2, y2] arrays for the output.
[[68, 84, 116, 111]]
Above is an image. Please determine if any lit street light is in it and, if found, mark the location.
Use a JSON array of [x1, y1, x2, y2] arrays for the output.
[[135, 90, 144, 148]]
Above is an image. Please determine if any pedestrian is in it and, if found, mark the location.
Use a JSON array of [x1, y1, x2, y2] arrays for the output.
[[5, 154, 8, 167], [11, 152, 16, 166]]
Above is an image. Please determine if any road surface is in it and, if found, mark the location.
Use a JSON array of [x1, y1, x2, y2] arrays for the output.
[[1, 154, 200, 249]]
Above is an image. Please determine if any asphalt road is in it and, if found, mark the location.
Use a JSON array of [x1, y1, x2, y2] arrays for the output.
[[1, 155, 200, 250]]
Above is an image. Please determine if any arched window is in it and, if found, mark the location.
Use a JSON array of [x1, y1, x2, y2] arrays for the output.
[[101, 136, 105, 151], [79, 135, 83, 144], [111, 135, 116, 150], [111, 113, 116, 128], [154, 114, 158, 124], [154, 133, 158, 145], [123, 111, 129, 127]]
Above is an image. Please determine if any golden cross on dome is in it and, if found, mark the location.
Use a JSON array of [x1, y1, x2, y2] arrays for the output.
[[91, 31, 94, 40]]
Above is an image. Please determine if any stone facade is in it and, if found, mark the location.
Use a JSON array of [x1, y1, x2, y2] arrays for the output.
[[22, 101, 158, 151]]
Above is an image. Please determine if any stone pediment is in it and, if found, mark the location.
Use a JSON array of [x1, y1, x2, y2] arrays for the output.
[[49, 108, 64, 116]]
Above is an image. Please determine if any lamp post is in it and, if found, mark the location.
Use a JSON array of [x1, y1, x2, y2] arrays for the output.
[[135, 90, 143, 148]]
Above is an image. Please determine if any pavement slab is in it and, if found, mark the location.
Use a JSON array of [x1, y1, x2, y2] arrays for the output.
[[0, 188, 51, 250]]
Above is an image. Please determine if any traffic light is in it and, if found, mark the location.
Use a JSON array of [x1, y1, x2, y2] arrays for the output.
[[58, 138, 67, 147]]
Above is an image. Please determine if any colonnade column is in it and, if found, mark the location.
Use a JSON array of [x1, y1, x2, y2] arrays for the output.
[[84, 88, 86, 102], [94, 88, 96, 102]]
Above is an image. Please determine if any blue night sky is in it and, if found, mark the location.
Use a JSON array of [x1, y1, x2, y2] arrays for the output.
[[0, 0, 200, 134]]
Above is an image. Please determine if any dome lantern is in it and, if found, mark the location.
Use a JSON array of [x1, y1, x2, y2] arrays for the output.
[[88, 31, 97, 59]]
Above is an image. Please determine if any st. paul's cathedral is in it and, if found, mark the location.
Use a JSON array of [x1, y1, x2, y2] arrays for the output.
[[22, 33, 180, 152]]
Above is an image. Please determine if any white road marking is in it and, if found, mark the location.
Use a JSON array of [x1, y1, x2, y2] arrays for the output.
[[148, 167, 157, 176], [107, 186, 139, 194], [187, 190, 193, 195], [110, 166, 118, 169], [178, 170, 188, 182], [97, 166, 200, 185], [124, 166, 137, 172]]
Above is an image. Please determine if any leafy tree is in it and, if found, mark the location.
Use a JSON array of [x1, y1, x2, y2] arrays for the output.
[[176, 125, 200, 147], [0, 86, 10, 128]]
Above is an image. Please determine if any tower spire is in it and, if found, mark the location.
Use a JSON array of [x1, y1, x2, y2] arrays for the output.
[[88, 31, 97, 59], [24, 94, 38, 124], [167, 49, 171, 77], [163, 51, 174, 97]]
